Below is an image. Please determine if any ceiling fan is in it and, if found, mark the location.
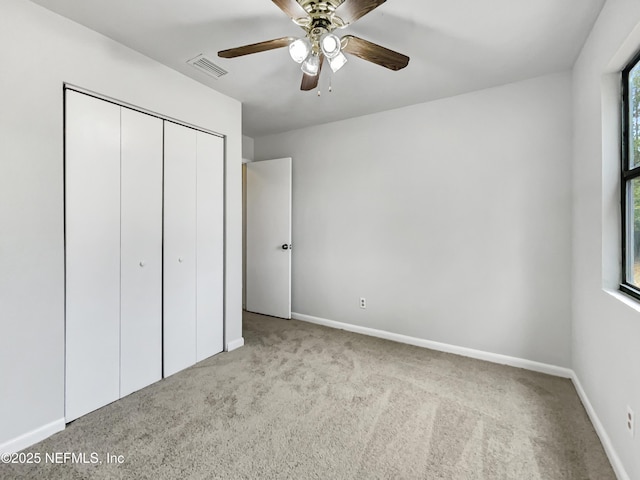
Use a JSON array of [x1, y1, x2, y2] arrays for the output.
[[218, 0, 410, 91]]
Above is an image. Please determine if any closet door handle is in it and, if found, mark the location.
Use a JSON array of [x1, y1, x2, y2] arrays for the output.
[[178, 257, 183, 263], [139, 261, 145, 267]]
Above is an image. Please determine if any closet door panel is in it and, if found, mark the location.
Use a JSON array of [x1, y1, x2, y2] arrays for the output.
[[196, 132, 224, 361], [65, 91, 121, 421], [120, 109, 163, 397], [163, 122, 197, 377]]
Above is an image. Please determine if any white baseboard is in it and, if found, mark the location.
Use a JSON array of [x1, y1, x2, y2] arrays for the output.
[[226, 337, 244, 352], [0, 418, 65, 454], [291, 312, 572, 378], [571, 372, 630, 480]]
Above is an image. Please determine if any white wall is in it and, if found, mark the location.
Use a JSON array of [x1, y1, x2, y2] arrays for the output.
[[572, 0, 640, 478], [242, 135, 255, 161], [255, 72, 573, 368], [0, 0, 242, 449]]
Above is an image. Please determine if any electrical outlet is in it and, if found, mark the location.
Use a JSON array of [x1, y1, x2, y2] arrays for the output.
[[359, 297, 366, 309], [627, 406, 635, 438]]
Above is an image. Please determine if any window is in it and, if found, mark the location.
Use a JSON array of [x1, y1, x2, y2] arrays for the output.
[[621, 51, 640, 299]]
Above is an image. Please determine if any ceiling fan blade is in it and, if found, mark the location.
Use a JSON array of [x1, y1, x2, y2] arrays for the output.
[[336, 0, 386, 25], [218, 37, 294, 58], [341, 35, 409, 71], [301, 55, 324, 91], [300, 73, 318, 91], [272, 0, 308, 20]]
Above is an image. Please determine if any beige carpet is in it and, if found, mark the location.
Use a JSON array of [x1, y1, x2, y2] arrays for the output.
[[1, 312, 615, 479]]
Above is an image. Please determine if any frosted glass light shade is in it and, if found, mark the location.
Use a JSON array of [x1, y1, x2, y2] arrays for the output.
[[289, 38, 312, 64], [301, 54, 320, 76], [328, 51, 347, 72], [320, 33, 341, 58]]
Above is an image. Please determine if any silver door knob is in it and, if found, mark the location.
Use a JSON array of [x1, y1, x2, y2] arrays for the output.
[[139, 261, 145, 267], [178, 257, 183, 263]]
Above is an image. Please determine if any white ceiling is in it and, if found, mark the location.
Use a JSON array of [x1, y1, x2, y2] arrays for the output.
[[29, 0, 605, 137]]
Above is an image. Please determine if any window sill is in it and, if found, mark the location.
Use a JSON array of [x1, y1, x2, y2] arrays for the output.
[[604, 287, 640, 313]]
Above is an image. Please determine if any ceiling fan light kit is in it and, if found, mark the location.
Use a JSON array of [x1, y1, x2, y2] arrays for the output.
[[327, 51, 348, 72], [320, 32, 341, 58], [292, 31, 346, 75], [218, 0, 410, 91], [289, 38, 312, 63], [301, 53, 321, 75]]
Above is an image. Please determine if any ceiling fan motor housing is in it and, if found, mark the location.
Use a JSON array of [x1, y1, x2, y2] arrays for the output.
[[300, 0, 340, 15], [296, 1, 345, 30]]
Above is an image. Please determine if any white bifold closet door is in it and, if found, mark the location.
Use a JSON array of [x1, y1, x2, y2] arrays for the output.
[[163, 122, 198, 376], [196, 132, 224, 361], [65, 91, 163, 421], [65, 92, 122, 422], [163, 122, 224, 377], [120, 109, 163, 397]]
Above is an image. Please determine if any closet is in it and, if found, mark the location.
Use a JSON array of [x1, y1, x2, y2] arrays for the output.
[[65, 90, 223, 422]]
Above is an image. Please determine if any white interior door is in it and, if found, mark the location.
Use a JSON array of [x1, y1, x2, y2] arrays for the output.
[[65, 91, 121, 421], [196, 132, 224, 361], [246, 158, 292, 319], [163, 122, 197, 377], [120, 108, 163, 397]]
